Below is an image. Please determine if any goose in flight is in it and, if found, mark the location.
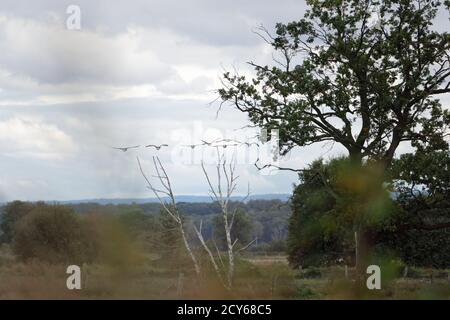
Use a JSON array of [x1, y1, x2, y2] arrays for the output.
[[183, 144, 202, 149], [145, 144, 169, 150], [112, 145, 140, 152], [201, 138, 220, 146], [215, 143, 239, 149], [242, 141, 259, 147]]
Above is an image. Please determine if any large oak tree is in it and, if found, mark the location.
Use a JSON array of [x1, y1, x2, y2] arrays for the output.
[[219, 0, 450, 276], [219, 0, 450, 169]]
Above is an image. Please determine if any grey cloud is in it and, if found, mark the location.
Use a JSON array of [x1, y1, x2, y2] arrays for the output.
[[0, 16, 175, 85], [0, 0, 307, 46], [0, 1, 448, 201]]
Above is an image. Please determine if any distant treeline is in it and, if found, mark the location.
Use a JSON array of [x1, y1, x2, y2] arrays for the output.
[[0, 199, 291, 264], [66, 199, 290, 250]]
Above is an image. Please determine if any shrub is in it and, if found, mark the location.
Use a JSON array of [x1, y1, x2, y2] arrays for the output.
[[0, 201, 35, 243], [13, 205, 96, 264]]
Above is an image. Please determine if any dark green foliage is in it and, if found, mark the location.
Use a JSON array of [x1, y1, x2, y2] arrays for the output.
[[379, 148, 450, 268], [288, 158, 350, 268], [296, 286, 321, 299], [379, 228, 450, 269], [13, 204, 96, 264], [288, 151, 450, 269], [0, 201, 36, 243]]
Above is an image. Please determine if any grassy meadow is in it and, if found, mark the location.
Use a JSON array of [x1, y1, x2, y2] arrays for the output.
[[1, 246, 448, 300]]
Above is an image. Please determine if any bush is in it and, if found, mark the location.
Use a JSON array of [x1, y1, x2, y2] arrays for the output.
[[13, 205, 96, 264], [0, 201, 35, 243]]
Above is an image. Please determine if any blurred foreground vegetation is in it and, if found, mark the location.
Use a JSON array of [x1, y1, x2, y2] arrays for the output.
[[0, 245, 448, 299], [0, 200, 448, 299]]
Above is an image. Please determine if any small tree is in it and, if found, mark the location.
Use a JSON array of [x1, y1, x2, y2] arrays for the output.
[[138, 153, 255, 290], [196, 151, 255, 289], [13, 204, 96, 264], [0, 201, 35, 243]]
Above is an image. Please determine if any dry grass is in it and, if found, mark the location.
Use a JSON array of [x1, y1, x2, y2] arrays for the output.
[[0, 252, 448, 299], [243, 254, 289, 267]]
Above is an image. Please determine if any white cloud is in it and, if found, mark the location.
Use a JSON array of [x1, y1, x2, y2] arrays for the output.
[[0, 117, 77, 160], [0, 15, 172, 85], [0, 14, 266, 105]]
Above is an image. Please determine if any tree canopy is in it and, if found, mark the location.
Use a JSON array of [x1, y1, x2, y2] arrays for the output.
[[219, 0, 450, 168]]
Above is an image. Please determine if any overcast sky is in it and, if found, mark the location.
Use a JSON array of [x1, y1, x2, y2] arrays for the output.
[[0, 1, 448, 202]]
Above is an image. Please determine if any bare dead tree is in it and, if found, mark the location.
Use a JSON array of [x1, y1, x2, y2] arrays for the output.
[[192, 219, 227, 288], [138, 152, 255, 290], [137, 156, 201, 276], [197, 149, 254, 289]]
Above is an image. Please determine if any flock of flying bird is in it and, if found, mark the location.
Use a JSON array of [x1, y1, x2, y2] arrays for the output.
[[112, 138, 260, 153]]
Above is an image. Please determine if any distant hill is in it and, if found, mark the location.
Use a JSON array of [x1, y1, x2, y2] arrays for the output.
[[48, 194, 291, 205]]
